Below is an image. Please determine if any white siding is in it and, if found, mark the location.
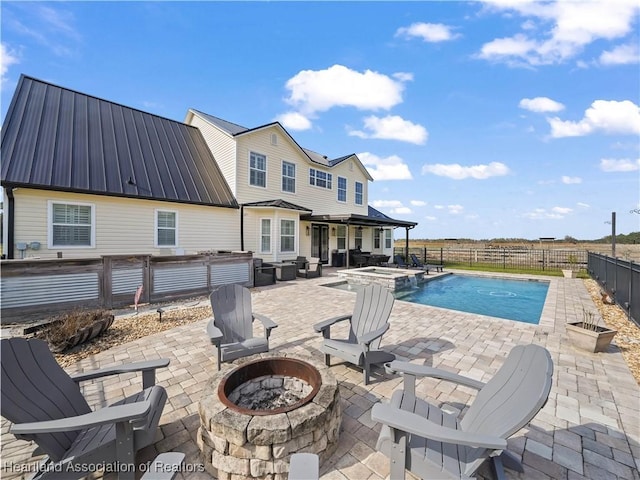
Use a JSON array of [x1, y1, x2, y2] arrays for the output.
[[242, 207, 302, 262], [187, 114, 238, 196], [11, 189, 239, 259], [234, 131, 369, 216]]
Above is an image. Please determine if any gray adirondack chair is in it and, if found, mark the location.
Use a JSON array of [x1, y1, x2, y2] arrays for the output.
[[0, 337, 169, 480], [313, 284, 395, 384], [371, 344, 553, 480], [207, 283, 278, 370]]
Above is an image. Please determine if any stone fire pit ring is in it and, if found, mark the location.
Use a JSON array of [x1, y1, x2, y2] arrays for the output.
[[198, 352, 342, 480]]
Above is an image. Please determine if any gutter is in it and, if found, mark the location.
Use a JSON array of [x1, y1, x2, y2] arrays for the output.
[[6, 187, 14, 259], [240, 204, 244, 251]]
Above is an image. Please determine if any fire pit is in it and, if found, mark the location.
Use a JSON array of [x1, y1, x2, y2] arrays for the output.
[[198, 353, 341, 480]]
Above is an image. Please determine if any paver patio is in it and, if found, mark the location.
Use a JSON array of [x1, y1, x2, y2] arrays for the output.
[[2, 269, 639, 480]]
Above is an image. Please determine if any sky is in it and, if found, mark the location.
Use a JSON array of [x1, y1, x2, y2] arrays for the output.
[[1, 0, 639, 241]]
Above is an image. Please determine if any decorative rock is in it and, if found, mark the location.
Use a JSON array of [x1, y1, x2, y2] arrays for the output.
[[247, 413, 291, 444], [287, 402, 327, 438]]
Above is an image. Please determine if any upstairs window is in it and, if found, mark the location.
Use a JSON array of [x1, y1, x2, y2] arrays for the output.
[[355, 181, 363, 205], [282, 161, 296, 193], [309, 168, 332, 189], [156, 210, 177, 247], [50, 202, 94, 247], [337, 176, 347, 202], [250, 152, 267, 187]]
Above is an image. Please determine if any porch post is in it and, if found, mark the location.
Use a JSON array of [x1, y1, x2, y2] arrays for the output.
[[405, 227, 410, 261]]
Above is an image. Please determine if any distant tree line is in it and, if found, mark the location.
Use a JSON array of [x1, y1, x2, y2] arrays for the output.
[[413, 232, 639, 244]]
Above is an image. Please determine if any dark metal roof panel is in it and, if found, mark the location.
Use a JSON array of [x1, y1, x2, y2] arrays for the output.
[[1, 75, 238, 208], [243, 199, 312, 212]]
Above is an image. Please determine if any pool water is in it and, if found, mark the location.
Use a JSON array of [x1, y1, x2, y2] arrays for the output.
[[394, 274, 549, 324]]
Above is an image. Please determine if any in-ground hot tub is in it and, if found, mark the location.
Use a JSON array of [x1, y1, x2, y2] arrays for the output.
[[198, 353, 341, 480], [337, 266, 425, 291]]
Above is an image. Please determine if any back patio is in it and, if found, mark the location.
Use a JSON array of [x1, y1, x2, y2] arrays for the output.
[[1, 270, 638, 480]]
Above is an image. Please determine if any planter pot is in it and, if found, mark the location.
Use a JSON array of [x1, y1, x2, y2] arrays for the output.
[[49, 314, 115, 353], [566, 322, 617, 353], [562, 269, 577, 278]]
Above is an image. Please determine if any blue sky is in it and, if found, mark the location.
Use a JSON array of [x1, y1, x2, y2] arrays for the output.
[[1, 1, 639, 240]]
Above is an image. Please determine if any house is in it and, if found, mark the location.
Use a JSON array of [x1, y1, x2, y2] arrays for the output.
[[1, 75, 239, 260], [185, 110, 417, 266]]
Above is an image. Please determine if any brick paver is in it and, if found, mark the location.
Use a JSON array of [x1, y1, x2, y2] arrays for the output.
[[1, 270, 638, 479]]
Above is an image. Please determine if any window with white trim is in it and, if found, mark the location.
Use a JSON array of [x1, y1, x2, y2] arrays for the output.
[[156, 210, 177, 247], [374, 228, 381, 249], [337, 176, 347, 202], [354, 228, 363, 249], [336, 225, 346, 249], [50, 202, 94, 247], [385, 229, 392, 249], [282, 161, 296, 193], [355, 181, 363, 205], [249, 151, 267, 187], [260, 218, 272, 253], [309, 168, 332, 189], [280, 219, 296, 253]]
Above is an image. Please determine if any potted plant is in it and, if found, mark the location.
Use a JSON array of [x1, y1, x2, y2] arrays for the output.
[[562, 254, 579, 278], [566, 307, 617, 353], [37, 308, 115, 353]]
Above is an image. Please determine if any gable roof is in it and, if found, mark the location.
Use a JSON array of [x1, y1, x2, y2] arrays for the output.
[[1, 75, 238, 208], [188, 109, 373, 181], [243, 199, 312, 212]]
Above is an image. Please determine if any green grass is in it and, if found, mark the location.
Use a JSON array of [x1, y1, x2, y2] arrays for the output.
[[443, 262, 590, 278]]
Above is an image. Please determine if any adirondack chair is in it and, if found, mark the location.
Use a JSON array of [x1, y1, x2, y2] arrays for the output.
[[297, 257, 322, 278], [208, 283, 278, 370], [410, 253, 443, 273], [313, 284, 395, 384], [371, 344, 553, 480], [0, 337, 169, 480], [394, 254, 410, 268]]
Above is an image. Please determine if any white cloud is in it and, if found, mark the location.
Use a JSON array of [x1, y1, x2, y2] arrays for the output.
[[348, 115, 428, 145], [421, 161, 510, 179], [548, 100, 640, 137], [561, 176, 582, 184], [523, 206, 573, 220], [599, 158, 640, 172], [275, 111, 312, 131], [395, 22, 460, 42], [391, 207, 413, 215], [599, 43, 640, 65], [0, 43, 19, 83], [424, 215, 437, 221], [283, 64, 409, 115], [577, 202, 591, 208], [448, 205, 464, 215], [434, 205, 445, 210], [410, 200, 427, 207], [358, 152, 413, 180], [371, 200, 403, 208], [478, 0, 640, 66], [519, 96, 565, 113]]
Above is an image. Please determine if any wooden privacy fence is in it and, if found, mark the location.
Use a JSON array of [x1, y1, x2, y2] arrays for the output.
[[0, 252, 253, 323], [588, 252, 638, 327], [394, 247, 588, 271]]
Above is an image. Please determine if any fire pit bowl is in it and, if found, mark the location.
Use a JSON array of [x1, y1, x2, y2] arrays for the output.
[[198, 353, 341, 480]]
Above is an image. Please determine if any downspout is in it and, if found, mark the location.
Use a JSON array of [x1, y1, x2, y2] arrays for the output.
[[6, 187, 15, 259], [240, 204, 245, 251]]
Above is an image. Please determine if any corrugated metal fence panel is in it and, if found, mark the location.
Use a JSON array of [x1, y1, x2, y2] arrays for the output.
[[112, 268, 144, 295], [154, 265, 208, 293], [211, 262, 250, 286], [0, 273, 100, 308]]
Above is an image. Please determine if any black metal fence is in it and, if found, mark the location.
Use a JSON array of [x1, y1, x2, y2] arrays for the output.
[[393, 247, 587, 272], [588, 252, 638, 327]]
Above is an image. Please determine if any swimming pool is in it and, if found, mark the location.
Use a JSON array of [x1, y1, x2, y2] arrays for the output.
[[394, 274, 549, 324]]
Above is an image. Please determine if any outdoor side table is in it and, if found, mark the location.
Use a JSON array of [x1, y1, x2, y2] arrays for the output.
[[269, 262, 297, 281]]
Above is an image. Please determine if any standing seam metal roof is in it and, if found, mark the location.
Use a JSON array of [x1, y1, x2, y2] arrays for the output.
[[1, 75, 238, 208]]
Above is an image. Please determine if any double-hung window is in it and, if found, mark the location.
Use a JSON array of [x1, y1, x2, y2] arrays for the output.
[[337, 176, 347, 202], [156, 210, 177, 247], [385, 229, 392, 249], [250, 152, 267, 187], [49, 202, 94, 247], [355, 181, 363, 205], [280, 219, 295, 253], [260, 219, 272, 253], [282, 161, 296, 193], [336, 225, 347, 250], [354, 227, 363, 249], [309, 168, 332, 189], [374, 229, 381, 249]]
